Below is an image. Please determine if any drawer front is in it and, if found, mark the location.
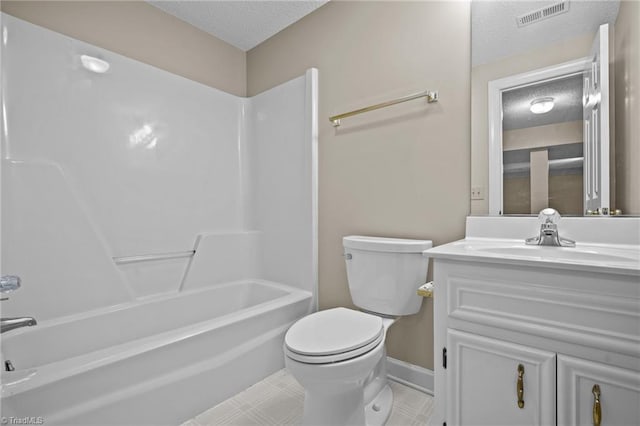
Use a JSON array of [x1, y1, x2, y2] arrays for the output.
[[444, 262, 640, 358]]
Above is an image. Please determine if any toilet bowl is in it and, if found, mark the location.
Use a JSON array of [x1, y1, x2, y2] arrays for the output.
[[284, 236, 432, 426], [285, 308, 392, 426]]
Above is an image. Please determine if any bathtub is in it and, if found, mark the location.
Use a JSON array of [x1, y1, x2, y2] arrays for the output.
[[0, 280, 312, 425]]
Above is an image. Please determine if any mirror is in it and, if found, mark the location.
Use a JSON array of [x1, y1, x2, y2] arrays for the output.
[[471, 0, 639, 216], [502, 72, 584, 215]]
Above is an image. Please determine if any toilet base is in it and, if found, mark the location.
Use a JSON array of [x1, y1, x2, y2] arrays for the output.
[[287, 341, 390, 426], [300, 380, 393, 426], [364, 383, 393, 426]]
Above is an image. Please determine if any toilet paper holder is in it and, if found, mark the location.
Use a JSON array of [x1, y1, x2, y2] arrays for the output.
[[417, 281, 434, 298]]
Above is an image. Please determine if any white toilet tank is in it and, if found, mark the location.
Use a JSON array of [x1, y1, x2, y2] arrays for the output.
[[343, 236, 432, 316]]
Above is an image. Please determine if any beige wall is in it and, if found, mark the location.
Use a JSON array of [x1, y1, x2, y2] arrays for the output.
[[504, 176, 530, 214], [549, 174, 583, 215], [471, 33, 593, 214], [614, 0, 640, 215], [504, 173, 583, 218], [247, 1, 471, 370], [503, 170, 582, 216], [0, 1, 246, 96], [503, 121, 582, 151]]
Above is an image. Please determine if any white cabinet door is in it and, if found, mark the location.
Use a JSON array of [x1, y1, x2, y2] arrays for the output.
[[558, 355, 640, 426], [446, 329, 556, 426]]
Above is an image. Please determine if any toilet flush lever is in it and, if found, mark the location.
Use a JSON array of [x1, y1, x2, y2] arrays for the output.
[[343, 253, 352, 260]]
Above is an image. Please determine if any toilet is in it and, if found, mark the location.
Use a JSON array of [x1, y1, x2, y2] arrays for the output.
[[284, 235, 432, 426]]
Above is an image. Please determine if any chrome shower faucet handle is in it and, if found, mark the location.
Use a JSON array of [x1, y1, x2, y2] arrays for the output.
[[1, 275, 21, 294]]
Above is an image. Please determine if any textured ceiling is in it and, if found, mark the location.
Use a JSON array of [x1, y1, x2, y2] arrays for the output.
[[147, 1, 328, 51], [472, 0, 620, 66], [502, 73, 583, 130]]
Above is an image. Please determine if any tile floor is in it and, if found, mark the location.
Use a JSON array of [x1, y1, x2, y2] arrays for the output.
[[181, 368, 433, 426]]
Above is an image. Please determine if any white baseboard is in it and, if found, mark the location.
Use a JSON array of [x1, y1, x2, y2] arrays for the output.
[[386, 357, 434, 395]]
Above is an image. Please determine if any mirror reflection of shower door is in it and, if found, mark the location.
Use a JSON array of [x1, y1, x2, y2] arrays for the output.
[[583, 23, 610, 215], [501, 71, 585, 216], [490, 58, 590, 215]]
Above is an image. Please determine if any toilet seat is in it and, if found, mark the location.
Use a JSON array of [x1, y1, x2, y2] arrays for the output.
[[285, 332, 384, 364], [285, 307, 384, 364]]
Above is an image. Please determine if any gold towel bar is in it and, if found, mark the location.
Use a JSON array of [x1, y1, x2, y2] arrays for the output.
[[329, 89, 438, 127]]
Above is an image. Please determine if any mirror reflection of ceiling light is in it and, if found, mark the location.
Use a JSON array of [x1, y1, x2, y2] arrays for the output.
[[530, 97, 555, 114], [80, 55, 110, 73]]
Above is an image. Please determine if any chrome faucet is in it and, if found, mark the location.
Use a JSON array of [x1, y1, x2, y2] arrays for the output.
[[1, 317, 37, 334], [1, 275, 21, 297], [526, 208, 576, 247], [1, 275, 38, 334]]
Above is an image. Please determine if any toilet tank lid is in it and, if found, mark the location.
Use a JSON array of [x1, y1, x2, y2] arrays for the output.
[[343, 236, 433, 253]]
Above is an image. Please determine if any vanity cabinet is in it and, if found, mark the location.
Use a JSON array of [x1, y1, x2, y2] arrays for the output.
[[430, 258, 640, 426]]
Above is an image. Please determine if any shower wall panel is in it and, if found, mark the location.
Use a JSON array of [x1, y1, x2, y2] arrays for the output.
[[1, 14, 246, 316], [0, 14, 317, 320], [248, 69, 318, 297]]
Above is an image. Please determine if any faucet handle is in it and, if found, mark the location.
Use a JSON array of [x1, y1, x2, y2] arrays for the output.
[[1, 275, 21, 293], [538, 208, 561, 225]]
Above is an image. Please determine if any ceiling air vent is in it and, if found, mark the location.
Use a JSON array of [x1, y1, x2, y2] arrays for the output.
[[517, 1, 569, 28]]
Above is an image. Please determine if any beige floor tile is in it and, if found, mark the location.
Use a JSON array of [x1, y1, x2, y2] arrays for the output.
[[195, 399, 243, 425], [254, 390, 304, 424], [262, 368, 289, 385], [385, 409, 416, 426], [234, 382, 279, 408], [228, 408, 276, 426], [272, 371, 302, 390], [413, 412, 431, 425], [183, 369, 433, 426], [390, 382, 432, 416]]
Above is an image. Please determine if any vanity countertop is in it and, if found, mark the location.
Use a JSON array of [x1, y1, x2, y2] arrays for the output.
[[425, 237, 640, 276]]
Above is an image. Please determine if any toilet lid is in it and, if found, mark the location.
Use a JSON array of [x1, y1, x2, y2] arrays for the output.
[[285, 307, 384, 357]]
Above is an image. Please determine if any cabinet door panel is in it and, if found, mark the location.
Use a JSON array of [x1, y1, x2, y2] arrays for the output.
[[558, 355, 640, 426], [447, 329, 556, 426]]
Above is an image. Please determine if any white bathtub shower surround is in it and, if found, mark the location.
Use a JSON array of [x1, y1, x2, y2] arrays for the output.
[[1, 13, 318, 426], [249, 75, 318, 293], [1, 12, 318, 316], [180, 231, 262, 290], [1, 281, 312, 425], [2, 159, 135, 315]]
